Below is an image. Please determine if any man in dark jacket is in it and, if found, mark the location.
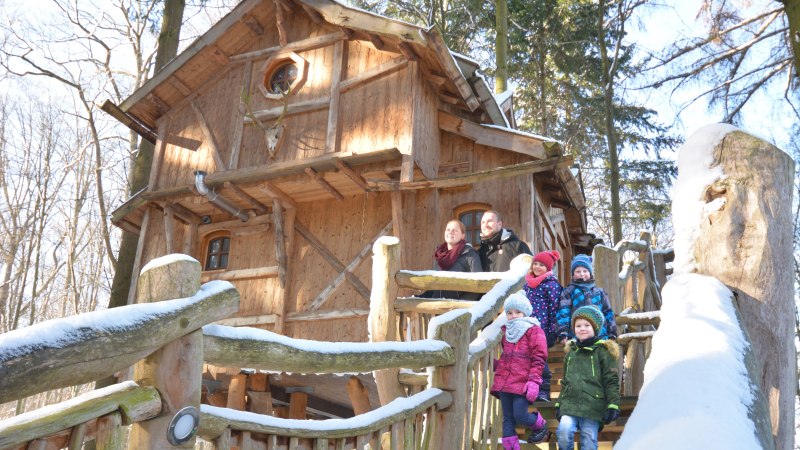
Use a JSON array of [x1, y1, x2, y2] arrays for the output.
[[478, 210, 532, 272]]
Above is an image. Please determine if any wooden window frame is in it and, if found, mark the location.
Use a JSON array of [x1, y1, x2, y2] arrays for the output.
[[259, 52, 309, 100], [202, 230, 232, 272], [454, 202, 491, 247]]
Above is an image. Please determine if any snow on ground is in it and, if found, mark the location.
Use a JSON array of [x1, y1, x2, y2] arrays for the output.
[[615, 274, 759, 449]]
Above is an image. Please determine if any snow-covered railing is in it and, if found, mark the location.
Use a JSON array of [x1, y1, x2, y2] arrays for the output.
[[198, 388, 452, 449], [592, 230, 669, 397], [0, 255, 240, 449]]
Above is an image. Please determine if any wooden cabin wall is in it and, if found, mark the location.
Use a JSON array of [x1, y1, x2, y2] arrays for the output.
[[410, 63, 441, 180], [285, 193, 392, 341]]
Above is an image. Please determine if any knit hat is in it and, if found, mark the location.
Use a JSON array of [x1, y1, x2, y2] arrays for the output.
[[533, 250, 560, 272], [571, 305, 604, 334], [504, 291, 532, 317], [570, 254, 593, 276]]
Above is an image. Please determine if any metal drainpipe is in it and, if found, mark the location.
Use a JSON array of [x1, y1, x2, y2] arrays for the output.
[[194, 171, 249, 222]]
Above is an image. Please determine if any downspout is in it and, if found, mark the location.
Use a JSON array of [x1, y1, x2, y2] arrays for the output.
[[194, 171, 249, 222]]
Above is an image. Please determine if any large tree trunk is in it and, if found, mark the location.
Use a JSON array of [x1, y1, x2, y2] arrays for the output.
[[692, 129, 795, 450], [783, 0, 800, 79], [494, 0, 508, 93]]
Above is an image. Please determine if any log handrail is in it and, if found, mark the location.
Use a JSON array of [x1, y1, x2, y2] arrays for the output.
[[0, 381, 161, 449], [198, 389, 452, 440]]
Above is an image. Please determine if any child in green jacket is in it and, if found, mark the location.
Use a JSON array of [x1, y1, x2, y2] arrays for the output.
[[554, 305, 620, 450]]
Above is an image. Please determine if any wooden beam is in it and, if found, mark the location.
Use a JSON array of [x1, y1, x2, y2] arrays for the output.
[[301, 4, 324, 23], [334, 159, 370, 192], [259, 181, 297, 209], [326, 40, 345, 153], [240, 13, 265, 36], [140, 148, 401, 201], [231, 31, 346, 62], [368, 34, 385, 50], [163, 204, 175, 254], [347, 376, 372, 415], [207, 44, 230, 66], [99, 100, 157, 144], [224, 182, 269, 214], [299, 1, 427, 45], [229, 59, 252, 170], [168, 75, 192, 96], [214, 314, 278, 327], [273, 199, 288, 288], [421, 29, 480, 111], [273, 0, 288, 46], [368, 156, 574, 191], [227, 374, 247, 411], [339, 56, 407, 93], [146, 92, 169, 114], [198, 213, 273, 234], [201, 266, 279, 282], [275, 205, 295, 335], [191, 101, 227, 171], [163, 201, 202, 225], [438, 110, 550, 159], [126, 208, 150, 305], [285, 308, 369, 322], [397, 42, 416, 61], [305, 167, 344, 201], [244, 97, 330, 124], [148, 119, 169, 191]]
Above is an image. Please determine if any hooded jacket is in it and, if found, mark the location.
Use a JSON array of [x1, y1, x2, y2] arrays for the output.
[[555, 281, 618, 340], [479, 228, 532, 272], [557, 338, 620, 422], [490, 322, 548, 396]]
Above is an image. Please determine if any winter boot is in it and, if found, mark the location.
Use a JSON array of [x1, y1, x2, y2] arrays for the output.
[[501, 435, 521, 450], [527, 412, 550, 444]]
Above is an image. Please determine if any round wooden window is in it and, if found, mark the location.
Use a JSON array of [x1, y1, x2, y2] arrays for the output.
[[268, 62, 299, 95]]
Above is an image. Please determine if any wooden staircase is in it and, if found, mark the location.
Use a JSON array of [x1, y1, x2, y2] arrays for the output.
[[505, 341, 639, 449]]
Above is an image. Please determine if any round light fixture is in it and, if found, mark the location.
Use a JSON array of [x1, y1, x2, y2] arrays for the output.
[[167, 406, 199, 445]]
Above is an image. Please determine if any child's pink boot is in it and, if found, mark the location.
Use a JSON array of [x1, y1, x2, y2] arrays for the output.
[[501, 435, 521, 450], [527, 411, 550, 443]]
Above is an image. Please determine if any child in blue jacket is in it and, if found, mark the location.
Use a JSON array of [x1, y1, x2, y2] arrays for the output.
[[555, 254, 617, 343]]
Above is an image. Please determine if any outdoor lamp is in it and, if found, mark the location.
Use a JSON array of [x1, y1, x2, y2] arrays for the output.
[[167, 406, 199, 445]]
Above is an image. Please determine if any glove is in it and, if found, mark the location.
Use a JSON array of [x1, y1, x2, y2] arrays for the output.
[[554, 405, 562, 420], [524, 381, 540, 403], [602, 407, 620, 424]]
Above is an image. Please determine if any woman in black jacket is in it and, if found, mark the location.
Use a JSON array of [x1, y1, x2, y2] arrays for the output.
[[422, 219, 483, 300]]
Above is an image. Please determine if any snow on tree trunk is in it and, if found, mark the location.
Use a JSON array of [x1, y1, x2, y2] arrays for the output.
[[674, 125, 795, 450]]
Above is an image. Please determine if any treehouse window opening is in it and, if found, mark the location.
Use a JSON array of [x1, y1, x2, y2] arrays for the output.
[[205, 236, 230, 270], [455, 203, 491, 247], [268, 62, 298, 95]]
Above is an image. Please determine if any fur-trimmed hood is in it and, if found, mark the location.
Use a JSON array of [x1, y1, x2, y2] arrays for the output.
[[564, 338, 620, 360]]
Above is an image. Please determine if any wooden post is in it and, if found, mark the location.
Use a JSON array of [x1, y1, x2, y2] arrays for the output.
[[347, 376, 372, 415], [689, 129, 794, 450], [368, 236, 405, 405], [129, 256, 204, 449], [428, 311, 470, 450], [592, 245, 622, 312]]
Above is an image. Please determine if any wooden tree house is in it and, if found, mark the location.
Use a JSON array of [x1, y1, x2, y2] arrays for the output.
[[105, 0, 588, 421]]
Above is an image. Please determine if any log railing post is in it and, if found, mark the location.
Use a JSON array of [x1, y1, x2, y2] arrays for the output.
[[593, 245, 622, 312], [686, 128, 794, 449], [427, 311, 470, 450], [129, 255, 203, 449], [369, 236, 405, 405]]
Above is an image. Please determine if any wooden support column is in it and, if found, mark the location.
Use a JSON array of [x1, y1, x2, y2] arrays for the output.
[[126, 208, 151, 306], [227, 373, 248, 411], [274, 205, 295, 335], [191, 101, 226, 171], [272, 199, 287, 288], [148, 119, 169, 191], [326, 40, 345, 153], [689, 128, 794, 450], [428, 311, 470, 450], [273, 0, 288, 46], [347, 376, 372, 415], [163, 204, 175, 254], [368, 236, 405, 405], [247, 373, 274, 415], [129, 257, 203, 449], [592, 245, 622, 313], [95, 412, 124, 450]]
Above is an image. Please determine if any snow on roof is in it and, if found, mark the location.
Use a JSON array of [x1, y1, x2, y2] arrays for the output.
[[201, 388, 444, 431], [671, 123, 738, 275], [615, 273, 759, 449], [494, 89, 513, 106], [481, 124, 558, 143], [0, 280, 233, 362]]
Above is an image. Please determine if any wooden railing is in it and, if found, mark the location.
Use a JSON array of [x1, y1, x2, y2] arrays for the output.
[[592, 230, 670, 396]]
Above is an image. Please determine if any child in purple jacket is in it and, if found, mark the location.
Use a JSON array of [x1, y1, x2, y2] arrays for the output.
[[523, 250, 563, 402]]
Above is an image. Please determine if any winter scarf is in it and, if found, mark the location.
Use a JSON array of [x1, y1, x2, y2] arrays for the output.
[[434, 240, 466, 270], [571, 279, 595, 289], [526, 271, 553, 289], [505, 317, 538, 343]]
